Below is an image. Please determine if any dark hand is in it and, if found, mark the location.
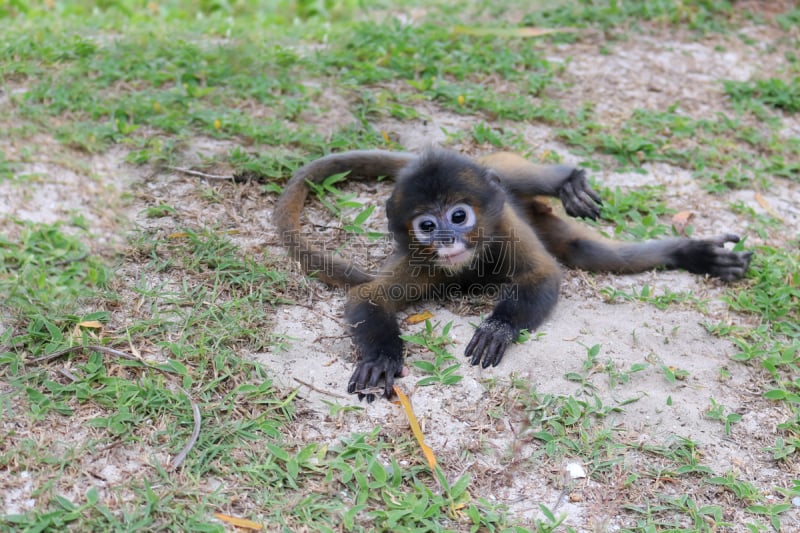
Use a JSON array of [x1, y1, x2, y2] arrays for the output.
[[677, 234, 753, 281], [559, 168, 603, 220], [347, 351, 403, 402], [465, 318, 515, 368]]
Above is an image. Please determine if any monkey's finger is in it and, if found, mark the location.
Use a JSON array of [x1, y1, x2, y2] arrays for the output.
[[347, 374, 360, 394], [561, 182, 602, 219], [570, 175, 604, 206], [481, 343, 499, 368], [373, 365, 392, 399], [585, 183, 603, 205], [716, 268, 748, 281], [482, 338, 508, 368], [365, 365, 382, 388], [568, 200, 601, 220], [466, 333, 489, 366], [379, 362, 406, 398], [465, 333, 478, 359], [479, 339, 496, 368], [383, 378, 395, 399], [711, 250, 752, 266], [576, 193, 603, 219], [716, 270, 745, 282], [468, 347, 485, 367], [348, 365, 372, 400], [711, 233, 741, 246]]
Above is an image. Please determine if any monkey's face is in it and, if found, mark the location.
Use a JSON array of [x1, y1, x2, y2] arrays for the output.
[[410, 203, 479, 270], [387, 149, 506, 272]]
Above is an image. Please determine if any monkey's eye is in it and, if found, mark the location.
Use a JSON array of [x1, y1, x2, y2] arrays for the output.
[[412, 215, 438, 242], [420, 220, 436, 232], [446, 204, 476, 228]]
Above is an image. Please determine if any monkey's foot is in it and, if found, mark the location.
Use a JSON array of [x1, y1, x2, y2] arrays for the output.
[[675, 233, 754, 281]]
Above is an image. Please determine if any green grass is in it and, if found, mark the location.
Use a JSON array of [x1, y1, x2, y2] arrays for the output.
[[2, 0, 800, 531], [594, 184, 675, 239], [520, 0, 737, 33], [0, 222, 111, 356], [725, 76, 800, 114], [403, 321, 464, 387]]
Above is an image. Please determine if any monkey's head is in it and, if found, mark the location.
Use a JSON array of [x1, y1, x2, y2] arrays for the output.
[[386, 149, 506, 271]]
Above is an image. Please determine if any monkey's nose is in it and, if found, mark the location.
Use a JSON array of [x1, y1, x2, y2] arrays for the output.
[[433, 230, 456, 245]]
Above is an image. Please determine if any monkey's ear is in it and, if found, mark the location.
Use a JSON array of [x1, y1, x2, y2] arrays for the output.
[[484, 168, 503, 189], [484, 168, 502, 186]]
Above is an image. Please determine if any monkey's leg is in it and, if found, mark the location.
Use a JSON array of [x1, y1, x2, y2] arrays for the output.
[[528, 207, 753, 281], [566, 234, 753, 281], [480, 152, 602, 219]]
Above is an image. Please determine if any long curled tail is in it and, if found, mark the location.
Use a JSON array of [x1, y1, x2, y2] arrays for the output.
[[272, 150, 416, 287]]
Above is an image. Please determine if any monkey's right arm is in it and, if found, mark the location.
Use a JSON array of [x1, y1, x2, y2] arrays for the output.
[[344, 277, 408, 402], [479, 152, 602, 220]]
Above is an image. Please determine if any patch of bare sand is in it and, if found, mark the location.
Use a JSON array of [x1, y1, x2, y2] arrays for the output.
[[256, 266, 776, 528], [0, 139, 135, 246], [556, 27, 795, 126], [259, 277, 753, 452]]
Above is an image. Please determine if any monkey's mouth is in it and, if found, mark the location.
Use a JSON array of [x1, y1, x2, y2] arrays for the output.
[[437, 247, 473, 267]]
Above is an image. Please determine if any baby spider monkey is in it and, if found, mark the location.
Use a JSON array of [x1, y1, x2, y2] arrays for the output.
[[273, 149, 752, 401]]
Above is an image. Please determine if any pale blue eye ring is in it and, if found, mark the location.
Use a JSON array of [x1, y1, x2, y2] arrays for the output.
[[446, 204, 475, 228]]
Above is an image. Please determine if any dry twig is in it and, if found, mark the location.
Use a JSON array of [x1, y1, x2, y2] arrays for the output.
[[170, 387, 202, 470], [167, 165, 232, 180], [293, 377, 348, 399], [30, 344, 203, 470], [32, 344, 141, 364]]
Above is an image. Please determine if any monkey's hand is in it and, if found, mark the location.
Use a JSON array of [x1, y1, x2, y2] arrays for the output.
[[559, 169, 603, 220], [465, 317, 516, 369], [347, 350, 404, 403], [674, 234, 754, 281]]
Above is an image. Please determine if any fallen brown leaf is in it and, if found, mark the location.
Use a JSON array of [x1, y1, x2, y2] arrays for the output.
[[755, 192, 784, 221], [394, 385, 437, 469], [214, 513, 262, 530], [407, 311, 434, 325], [671, 210, 694, 236]]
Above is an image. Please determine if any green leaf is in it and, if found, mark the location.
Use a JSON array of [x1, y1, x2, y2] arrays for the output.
[[266, 443, 290, 462]]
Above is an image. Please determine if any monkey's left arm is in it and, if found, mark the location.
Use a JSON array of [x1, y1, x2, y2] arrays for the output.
[[464, 226, 563, 368], [465, 269, 562, 368]]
